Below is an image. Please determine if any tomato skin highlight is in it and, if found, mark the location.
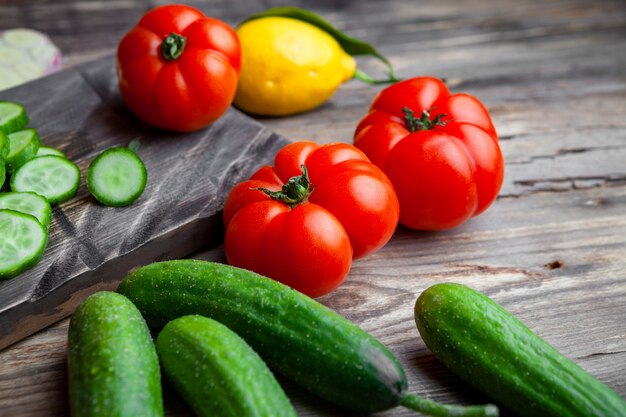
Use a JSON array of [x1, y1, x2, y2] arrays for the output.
[[117, 5, 241, 132], [223, 141, 399, 297], [354, 77, 504, 230]]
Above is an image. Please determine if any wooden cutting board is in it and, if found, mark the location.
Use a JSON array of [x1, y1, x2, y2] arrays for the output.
[[0, 56, 289, 350]]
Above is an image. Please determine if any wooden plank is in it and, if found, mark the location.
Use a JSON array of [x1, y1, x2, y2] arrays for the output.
[[0, 56, 289, 350], [0, 0, 625, 415], [1, 185, 624, 417]]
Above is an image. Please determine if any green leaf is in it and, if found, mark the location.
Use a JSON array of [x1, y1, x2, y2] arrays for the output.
[[241, 7, 400, 84]]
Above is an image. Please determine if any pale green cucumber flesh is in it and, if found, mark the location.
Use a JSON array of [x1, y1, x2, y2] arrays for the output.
[[11, 155, 80, 204], [157, 315, 296, 417], [0, 101, 29, 135], [118, 260, 406, 412], [87, 147, 147, 207], [36, 146, 66, 158], [414, 283, 626, 417], [68, 291, 163, 417], [0, 208, 47, 279], [0, 191, 52, 227], [7, 128, 40, 172]]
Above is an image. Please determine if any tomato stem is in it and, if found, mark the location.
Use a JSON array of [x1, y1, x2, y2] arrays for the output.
[[252, 165, 312, 207], [161, 32, 186, 61], [403, 106, 448, 132]]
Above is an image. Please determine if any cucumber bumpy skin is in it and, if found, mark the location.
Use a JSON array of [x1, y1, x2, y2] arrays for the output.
[[414, 283, 626, 417], [118, 260, 497, 417], [157, 315, 297, 417], [68, 291, 163, 417]]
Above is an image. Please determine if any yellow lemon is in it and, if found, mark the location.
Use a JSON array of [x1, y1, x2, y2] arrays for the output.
[[234, 17, 356, 116]]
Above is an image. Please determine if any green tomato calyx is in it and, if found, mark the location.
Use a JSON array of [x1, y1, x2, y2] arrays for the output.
[[253, 165, 313, 207], [403, 106, 448, 132], [161, 33, 186, 61]]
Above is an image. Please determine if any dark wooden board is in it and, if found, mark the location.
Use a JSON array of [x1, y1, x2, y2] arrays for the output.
[[0, 56, 289, 351]]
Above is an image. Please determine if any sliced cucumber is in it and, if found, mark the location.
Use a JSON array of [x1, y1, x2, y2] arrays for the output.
[[0, 131, 8, 160], [36, 146, 66, 158], [11, 155, 80, 204], [0, 160, 5, 189], [87, 147, 147, 207], [0, 209, 47, 280], [0, 132, 7, 188], [0, 101, 29, 135], [7, 128, 40, 172], [0, 192, 52, 227]]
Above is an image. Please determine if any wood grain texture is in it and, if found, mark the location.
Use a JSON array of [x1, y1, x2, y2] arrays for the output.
[[0, 57, 289, 350], [0, 0, 625, 416]]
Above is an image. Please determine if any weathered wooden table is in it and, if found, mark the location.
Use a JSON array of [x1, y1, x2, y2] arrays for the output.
[[0, 0, 624, 416]]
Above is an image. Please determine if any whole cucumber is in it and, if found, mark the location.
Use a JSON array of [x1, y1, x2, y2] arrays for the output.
[[68, 291, 163, 417], [157, 315, 297, 417], [118, 260, 496, 417], [414, 283, 626, 417]]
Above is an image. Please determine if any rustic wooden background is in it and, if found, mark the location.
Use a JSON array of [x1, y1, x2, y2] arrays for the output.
[[0, 0, 625, 416]]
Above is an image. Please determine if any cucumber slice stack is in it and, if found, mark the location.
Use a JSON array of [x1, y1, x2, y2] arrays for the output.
[[87, 147, 147, 207], [11, 155, 80, 205], [0, 101, 73, 280], [0, 209, 47, 280], [0, 191, 52, 228], [0, 101, 150, 280]]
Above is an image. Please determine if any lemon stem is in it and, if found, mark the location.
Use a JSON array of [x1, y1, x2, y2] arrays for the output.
[[354, 68, 401, 85]]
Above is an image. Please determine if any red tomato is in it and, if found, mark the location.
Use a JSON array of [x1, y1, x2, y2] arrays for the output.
[[117, 5, 241, 132], [223, 141, 399, 297], [354, 77, 504, 230]]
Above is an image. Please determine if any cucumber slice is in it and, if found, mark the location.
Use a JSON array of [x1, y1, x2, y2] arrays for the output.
[[7, 128, 40, 172], [0, 101, 29, 135], [0, 160, 5, 189], [36, 146, 66, 158], [0, 209, 47, 280], [4, 29, 45, 49], [0, 132, 6, 188], [0, 131, 8, 160], [11, 155, 80, 204], [87, 147, 147, 207], [0, 192, 52, 227]]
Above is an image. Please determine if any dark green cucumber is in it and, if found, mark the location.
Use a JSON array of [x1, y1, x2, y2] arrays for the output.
[[118, 260, 497, 417], [157, 315, 297, 417], [68, 291, 163, 417], [414, 283, 626, 417]]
